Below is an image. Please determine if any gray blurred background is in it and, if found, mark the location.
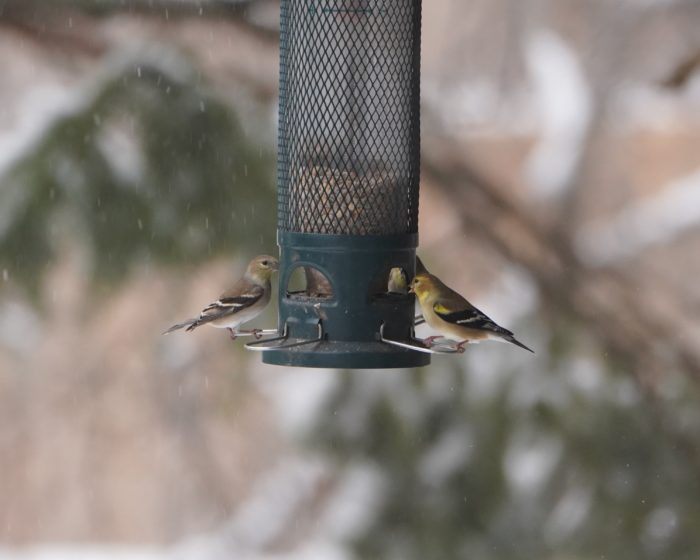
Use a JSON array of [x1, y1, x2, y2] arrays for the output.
[[1, 0, 700, 559]]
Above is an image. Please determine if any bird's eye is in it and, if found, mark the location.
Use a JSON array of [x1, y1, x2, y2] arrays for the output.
[[262, 260, 269, 266]]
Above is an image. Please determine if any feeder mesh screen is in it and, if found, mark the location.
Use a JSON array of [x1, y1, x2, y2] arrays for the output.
[[277, 0, 421, 235]]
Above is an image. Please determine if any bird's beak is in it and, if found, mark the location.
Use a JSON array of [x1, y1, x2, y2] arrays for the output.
[[271, 260, 280, 271], [408, 285, 415, 294]]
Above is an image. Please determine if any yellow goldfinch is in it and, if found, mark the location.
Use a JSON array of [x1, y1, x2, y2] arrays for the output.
[[410, 272, 533, 353], [387, 255, 427, 294], [163, 255, 279, 339], [387, 267, 408, 294]]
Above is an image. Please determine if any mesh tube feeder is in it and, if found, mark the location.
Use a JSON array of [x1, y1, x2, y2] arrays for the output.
[[250, 0, 430, 368]]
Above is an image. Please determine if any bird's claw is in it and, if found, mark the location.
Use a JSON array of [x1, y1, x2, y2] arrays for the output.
[[455, 340, 469, 353], [422, 335, 445, 348], [233, 328, 264, 340]]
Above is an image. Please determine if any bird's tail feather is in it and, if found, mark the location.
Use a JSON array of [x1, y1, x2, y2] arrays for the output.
[[185, 321, 200, 332], [506, 335, 534, 353], [162, 318, 198, 335]]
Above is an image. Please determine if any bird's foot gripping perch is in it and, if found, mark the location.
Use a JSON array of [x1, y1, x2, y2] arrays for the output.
[[418, 336, 467, 354], [231, 328, 278, 340], [421, 335, 445, 348], [234, 328, 264, 340], [378, 325, 464, 355]]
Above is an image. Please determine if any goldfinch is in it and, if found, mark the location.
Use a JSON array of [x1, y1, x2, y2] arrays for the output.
[[387, 267, 408, 294], [387, 255, 427, 294], [163, 255, 279, 339], [410, 272, 533, 353]]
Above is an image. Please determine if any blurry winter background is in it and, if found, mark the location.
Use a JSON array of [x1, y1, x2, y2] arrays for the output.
[[1, 0, 700, 559]]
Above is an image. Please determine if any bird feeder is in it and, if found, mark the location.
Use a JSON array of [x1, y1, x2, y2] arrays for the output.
[[249, 0, 430, 368]]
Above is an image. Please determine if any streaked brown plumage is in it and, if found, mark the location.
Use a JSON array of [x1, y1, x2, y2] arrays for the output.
[[163, 255, 278, 339]]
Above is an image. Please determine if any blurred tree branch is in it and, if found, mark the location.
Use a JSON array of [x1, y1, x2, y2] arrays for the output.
[[0, 0, 278, 55], [662, 48, 700, 89], [422, 135, 700, 387]]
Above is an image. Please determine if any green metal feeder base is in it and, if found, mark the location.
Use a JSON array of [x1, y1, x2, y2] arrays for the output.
[[261, 339, 430, 369], [259, 232, 430, 369]]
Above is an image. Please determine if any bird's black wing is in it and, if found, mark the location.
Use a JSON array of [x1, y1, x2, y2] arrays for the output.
[[198, 286, 265, 319], [434, 302, 534, 353], [182, 286, 265, 332], [433, 303, 513, 336], [163, 285, 266, 335]]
